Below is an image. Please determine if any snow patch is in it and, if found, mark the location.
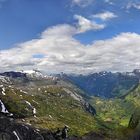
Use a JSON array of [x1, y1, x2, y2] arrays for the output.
[[33, 108, 37, 117], [25, 101, 32, 106], [25, 101, 37, 117], [0, 85, 6, 95], [0, 85, 3, 87], [0, 76, 11, 84], [49, 115, 53, 119], [22, 70, 44, 78], [26, 123, 31, 126], [2, 87, 6, 95], [13, 131, 20, 140], [20, 89, 28, 94], [0, 99, 9, 113], [32, 100, 39, 105], [36, 129, 40, 132]]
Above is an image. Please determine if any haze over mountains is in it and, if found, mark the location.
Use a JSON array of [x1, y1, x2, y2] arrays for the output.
[[59, 70, 140, 98]]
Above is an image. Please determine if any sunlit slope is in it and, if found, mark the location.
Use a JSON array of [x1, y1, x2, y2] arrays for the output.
[[0, 76, 102, 136]]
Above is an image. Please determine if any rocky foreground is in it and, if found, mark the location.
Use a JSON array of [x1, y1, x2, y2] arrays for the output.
[[0, 112, 107, 140], [1, 113, 140, 140], [0, 113, 52, 140]]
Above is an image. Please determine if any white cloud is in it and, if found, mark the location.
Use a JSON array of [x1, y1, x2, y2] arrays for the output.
[[104, 0, 114, 5], [92, 11, 117, 21], [1, 22, 140, 74], [72, 0, 94, 7], [74, 15, 105, 33], [126, 2, 140, 10]]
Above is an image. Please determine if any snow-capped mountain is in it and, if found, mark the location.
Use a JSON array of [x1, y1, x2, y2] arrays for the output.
[[20, 69, 44, 78], [0, 70, 58, 82]]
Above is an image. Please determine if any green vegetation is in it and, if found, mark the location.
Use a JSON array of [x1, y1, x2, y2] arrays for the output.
[[1, 81, 140, 139], [90, 84, 140, 139], [0, 85, 107, 136]]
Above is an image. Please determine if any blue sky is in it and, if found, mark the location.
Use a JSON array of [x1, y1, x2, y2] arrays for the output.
[[0, 0, 140, 74], [0, 0, 71, 49], [0, 0, 140, 49]]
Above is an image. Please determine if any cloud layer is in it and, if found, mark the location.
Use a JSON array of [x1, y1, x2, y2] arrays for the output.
[[72, 0, 94, 7], [126, 2, 140, 10], [1, 19, 140, 74], [92, 11, 117, 21]]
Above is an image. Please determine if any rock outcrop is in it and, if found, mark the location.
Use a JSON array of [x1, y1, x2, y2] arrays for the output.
[[0, 113, 54, 140]]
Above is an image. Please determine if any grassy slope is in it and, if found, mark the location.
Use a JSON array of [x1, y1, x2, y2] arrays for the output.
[[90, 84, 140, 138], [1, 78, 140, 139], [0, 85, 107, 136]]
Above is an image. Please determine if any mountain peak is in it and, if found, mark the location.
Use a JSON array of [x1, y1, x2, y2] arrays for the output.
[[21, 69, 41, 74]]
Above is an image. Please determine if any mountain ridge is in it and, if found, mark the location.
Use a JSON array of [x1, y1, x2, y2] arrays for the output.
[[0, 70, 140, 139]]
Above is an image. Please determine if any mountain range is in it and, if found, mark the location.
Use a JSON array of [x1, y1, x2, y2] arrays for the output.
[[0, 70, 140, 140]]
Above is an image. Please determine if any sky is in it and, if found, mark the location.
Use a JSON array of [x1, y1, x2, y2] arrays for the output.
[[0, 0, 140, 74]]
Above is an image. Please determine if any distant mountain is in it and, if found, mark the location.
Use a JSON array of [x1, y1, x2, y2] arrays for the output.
[[60, 71, 139, 98], [1, 70, 140, 99], [0, 70, 47, 79], [133, 69, 140, 80], [0, 70, 140, 139], [0, 71, 27, 78]]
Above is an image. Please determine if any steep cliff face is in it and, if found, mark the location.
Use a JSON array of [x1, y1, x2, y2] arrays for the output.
[[128, 108, 140, 140], [128, 109, 140, 129]]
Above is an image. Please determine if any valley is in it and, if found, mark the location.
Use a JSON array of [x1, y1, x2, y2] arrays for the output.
[[0, 70, 140, 140]]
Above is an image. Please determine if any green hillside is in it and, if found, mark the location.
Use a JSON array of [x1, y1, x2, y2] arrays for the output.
[[0, 82, 107, 137], [0, 75, 140, 139], [90, 84, 140, 139]]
